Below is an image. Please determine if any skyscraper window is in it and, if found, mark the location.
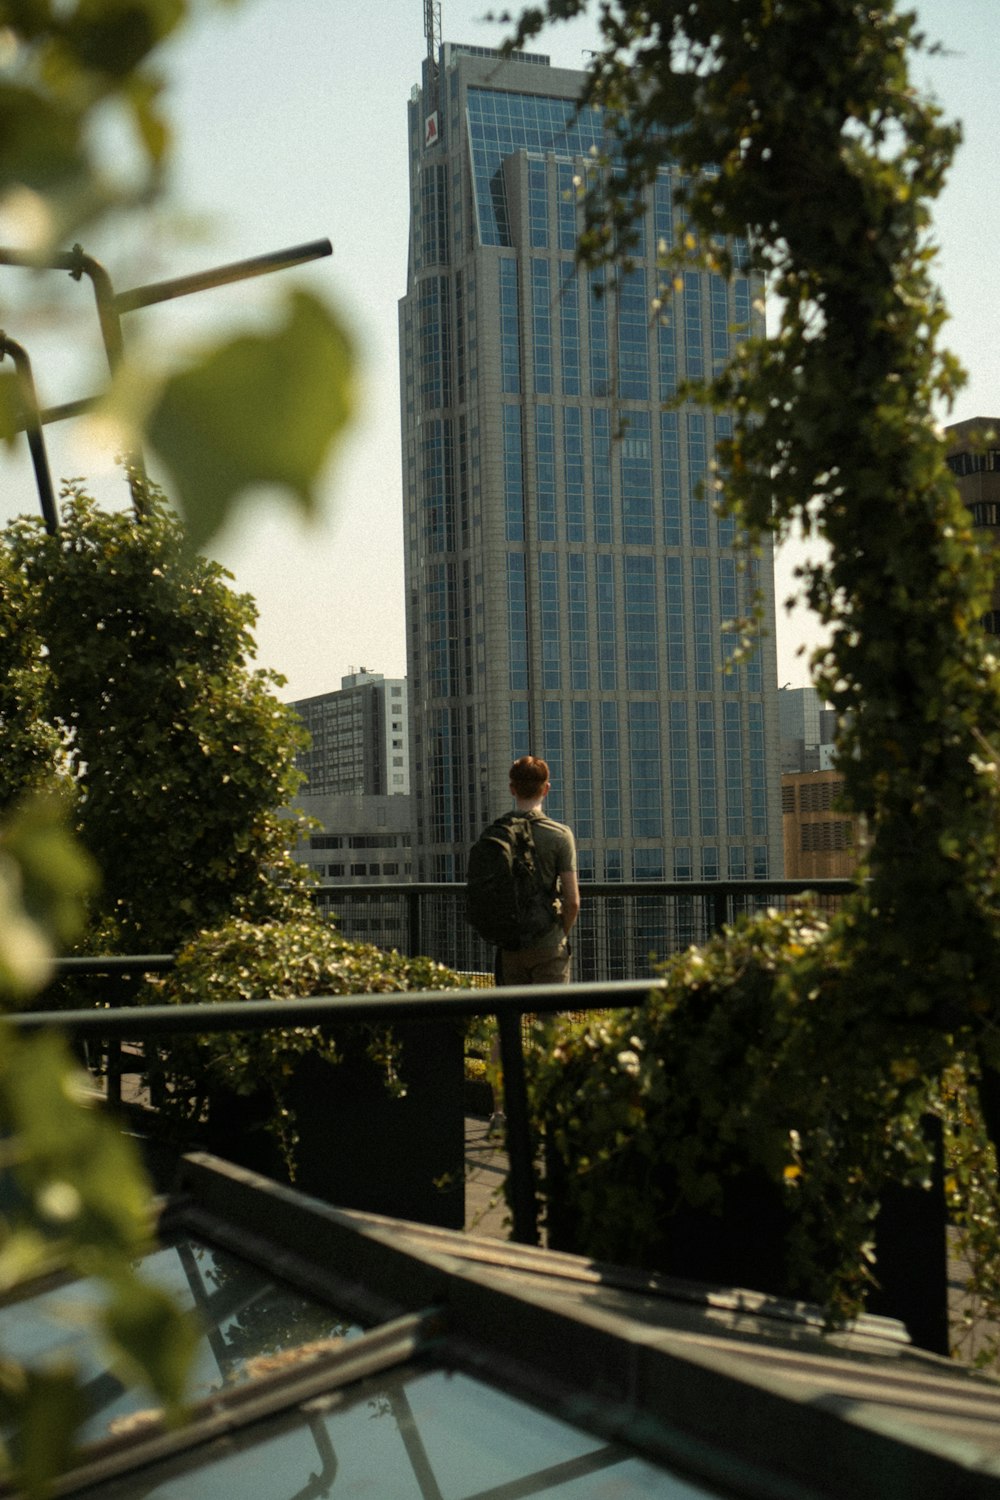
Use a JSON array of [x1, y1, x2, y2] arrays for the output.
[[559, 265, 581, 397], [617, 267, 650, 400], [538, 551, 560, 690], [531, 258, 553, 394], [535, 405, 556, 540]]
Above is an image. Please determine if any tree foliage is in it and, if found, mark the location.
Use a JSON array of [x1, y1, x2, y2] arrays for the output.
[[0, 552, 62, 816], [2, 486, 312, 952]]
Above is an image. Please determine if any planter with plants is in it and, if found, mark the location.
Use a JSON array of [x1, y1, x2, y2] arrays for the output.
[[147, 914, 468, 1228], [531, 903, 965, 1329]]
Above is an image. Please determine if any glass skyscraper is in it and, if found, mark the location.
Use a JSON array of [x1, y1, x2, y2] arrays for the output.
[[400, 41, 783, 887]]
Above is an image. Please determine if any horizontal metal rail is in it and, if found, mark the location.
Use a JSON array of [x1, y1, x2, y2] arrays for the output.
[[37, 884, 856, 1241], [18, 977, 651, 1037], [310, 879, 857, 899], [310, 878, 857, 980], [114, 239, 333, 313], [52, 955, 176, 976]]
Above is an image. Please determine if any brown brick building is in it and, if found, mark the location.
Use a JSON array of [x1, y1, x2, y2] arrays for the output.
[[781, 770, 863, 879]]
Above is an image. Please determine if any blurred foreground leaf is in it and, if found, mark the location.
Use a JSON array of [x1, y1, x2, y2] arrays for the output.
[[103, 1278, 198, 1415], [1, 1031, 152, 1252], [0, 1363, 87, 1500], [0, 793, 193, 1496], [0, 1028, 197, 1495], [0, 799, 96, 1004], [0, 372, 22, 447], [148, 289, 355, 547]]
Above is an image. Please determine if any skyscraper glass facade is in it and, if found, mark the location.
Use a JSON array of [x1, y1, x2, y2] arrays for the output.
[[400, 43, 783, 885]]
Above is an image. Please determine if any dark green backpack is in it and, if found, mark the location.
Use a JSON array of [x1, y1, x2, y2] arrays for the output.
[[465, 813, 557, 950]]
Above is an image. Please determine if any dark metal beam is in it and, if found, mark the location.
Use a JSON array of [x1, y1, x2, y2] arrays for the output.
[[115, 238, 332, 314]]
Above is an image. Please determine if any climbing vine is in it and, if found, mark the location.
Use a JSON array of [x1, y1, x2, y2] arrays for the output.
[[513, 0, 1000, 1319]]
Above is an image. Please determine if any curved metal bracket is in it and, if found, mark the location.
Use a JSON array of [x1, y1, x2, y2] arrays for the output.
[[0, 237, 334, 522], [0, 332, 59, 533]]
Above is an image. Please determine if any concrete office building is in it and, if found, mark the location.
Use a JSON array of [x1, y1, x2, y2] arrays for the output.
[[291, 792, 413, 940], [400, 37, 783, 885], [779, 686, 838, 775], [289, 672, 410, 798]]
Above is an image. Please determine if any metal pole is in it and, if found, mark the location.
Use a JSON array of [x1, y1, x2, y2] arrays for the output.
[[0, 333, 59, 533], [115, 239, 333, 314], [62, 244, 149, 512], [712, 887, 729, 933]]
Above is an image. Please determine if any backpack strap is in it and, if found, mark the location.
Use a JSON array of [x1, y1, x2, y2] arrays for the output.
[[506, 812, 557, 900]]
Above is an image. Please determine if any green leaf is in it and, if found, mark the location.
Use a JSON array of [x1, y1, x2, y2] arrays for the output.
[[147, 290, 355, 547], [0, 371, 22, 446], [1, 798, 98, 963], [102, 1279, 198, 1418], [0, 1031, 152, 1254], [0, 1364, 88, 1500], [0, 799, 96, 1004]]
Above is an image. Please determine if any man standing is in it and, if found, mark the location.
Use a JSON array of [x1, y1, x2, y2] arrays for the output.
[[474, 755, 578, 1137], [498, 755, 579, 985]]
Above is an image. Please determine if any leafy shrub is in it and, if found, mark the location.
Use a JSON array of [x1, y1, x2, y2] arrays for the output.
[[531, 905, 953, 1318], [3, 488, 313, 953], [941, 1064, 1000, 1367], [148, 914, 465, 1168]]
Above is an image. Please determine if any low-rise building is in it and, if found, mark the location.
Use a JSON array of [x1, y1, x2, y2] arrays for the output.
[[289, 671, 409, 798], [291, 791, 413, 943], [781, 770, 863, 879], [779, 691, 863, 878]]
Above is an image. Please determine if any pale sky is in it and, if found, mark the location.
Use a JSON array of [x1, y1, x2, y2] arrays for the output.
[[1, 0, 997, 700]]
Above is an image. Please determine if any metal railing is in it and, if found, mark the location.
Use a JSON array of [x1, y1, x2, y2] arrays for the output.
[[28, 874, 948, 1355], [32, 884, 856, 1254], [19, 974, 657, 1248], [312, 878, 856, 978]]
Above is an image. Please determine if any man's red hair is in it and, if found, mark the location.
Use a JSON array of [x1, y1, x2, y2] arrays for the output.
[[509, 755, 549, 799]]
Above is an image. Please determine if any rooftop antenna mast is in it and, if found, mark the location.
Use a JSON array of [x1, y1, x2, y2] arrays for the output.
[[425, 0, 441, 73], [424, 0, 441, 57]]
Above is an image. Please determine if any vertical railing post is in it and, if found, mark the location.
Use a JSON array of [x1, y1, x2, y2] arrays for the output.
[[712, 887, 729, 935], [409, 887, 422, 959], [103, 973, 127, 1106], [497, 1006, 539, 1245]]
